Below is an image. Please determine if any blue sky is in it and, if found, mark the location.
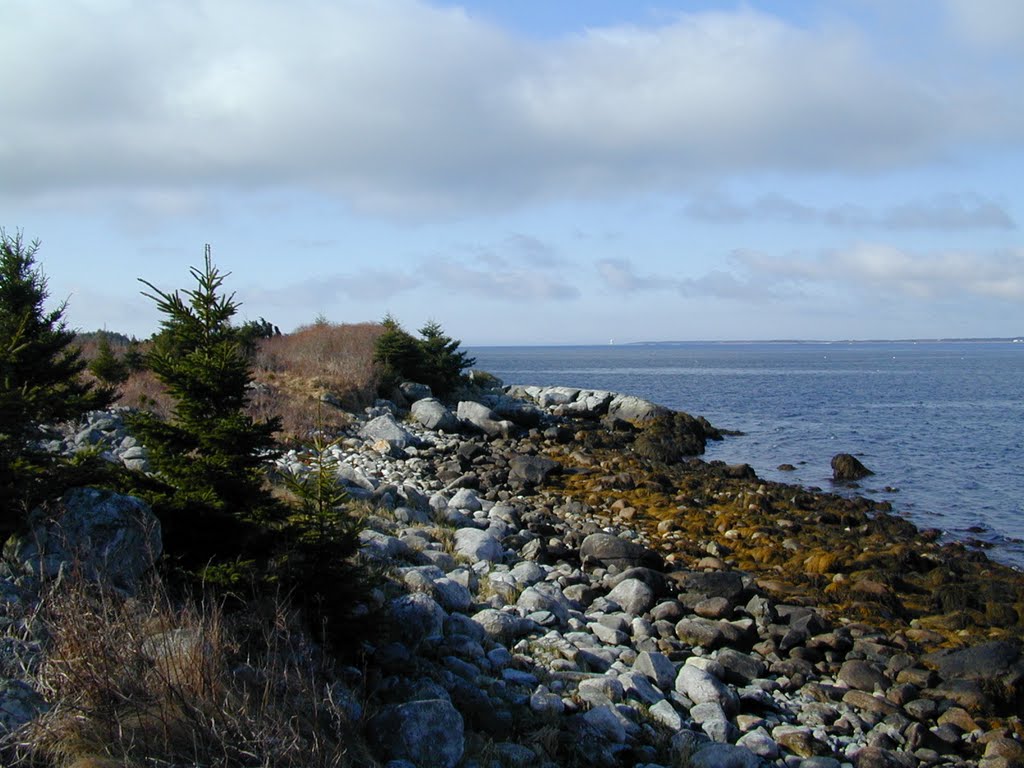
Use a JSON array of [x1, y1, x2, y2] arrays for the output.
[[2, 0, 1022, 344]]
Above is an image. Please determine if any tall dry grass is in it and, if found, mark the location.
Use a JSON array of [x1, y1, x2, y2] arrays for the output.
[[249, 322, 384, 441], [8, 569, 362, 767]]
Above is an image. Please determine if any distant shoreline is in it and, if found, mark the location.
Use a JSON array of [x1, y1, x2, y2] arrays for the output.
[[470, 337, 1024, 348]]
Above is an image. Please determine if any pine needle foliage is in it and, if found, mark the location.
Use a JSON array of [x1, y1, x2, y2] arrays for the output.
[[127, 247, 280, 529], [278, 427, 363, 642], [0, 230, 112, 523]]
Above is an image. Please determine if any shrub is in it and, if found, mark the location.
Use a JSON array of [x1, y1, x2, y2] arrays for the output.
[[372, 316, 474, 400], [0, 230, 112, 525]]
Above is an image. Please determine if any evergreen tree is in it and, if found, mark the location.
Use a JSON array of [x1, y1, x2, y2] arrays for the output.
[[373, 314, 423, 394], [417, 320, 476, 399], [0, 230, 112, 521], [88, 330, 129, 385], [127, 247, 280, 524]]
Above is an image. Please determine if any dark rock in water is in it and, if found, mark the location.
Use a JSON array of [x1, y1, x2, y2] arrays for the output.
[[632, 412, 712, 462], [778, 463, 797, 471], [579, 532, 663, 571], [831, 453, 874, 481]]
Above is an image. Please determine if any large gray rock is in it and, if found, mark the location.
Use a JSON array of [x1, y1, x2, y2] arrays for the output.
[[508, 455, 559, 487], [471, 608, 526, 643], [606, 394, 670, 424], [606, 578, 655, 616], [456, 401, 514, 439], [388, 593, 446, 645], [454, 528, 503, 563], [367, 699, 464, 768], [358, 413, 419, 450], [0, 679, 48, 734], [689, 743, 761, 768], [579, 533, 661, 571], [399, 381, 433, 403], [675, 663, 739, 716], [411, 398, 458, 432], [6, 488, 161, 594], [633, 651, 678, 691]]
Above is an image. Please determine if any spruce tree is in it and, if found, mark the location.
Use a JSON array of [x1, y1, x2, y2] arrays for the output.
[[88, 331, 129, 385], [127, 247, 280, 524], [0, 230, 112, 522], [373, 314, 423, 394], [417, 320, 475, 399]]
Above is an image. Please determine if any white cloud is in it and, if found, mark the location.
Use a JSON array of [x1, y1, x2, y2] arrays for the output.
[[735, 244, 1024, 300], [1, 1, 1018, 215], [684, 193, 1015, 230], [944, 0, 1024, 51]]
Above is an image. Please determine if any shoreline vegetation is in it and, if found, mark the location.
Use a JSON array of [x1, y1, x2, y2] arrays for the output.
[[2, 239, 1022, 766]]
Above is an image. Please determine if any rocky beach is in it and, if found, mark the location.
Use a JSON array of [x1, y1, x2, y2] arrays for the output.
[[2, 382, 1023, 768]]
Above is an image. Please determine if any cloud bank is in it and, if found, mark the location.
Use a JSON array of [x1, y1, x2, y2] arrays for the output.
[[2, 0, 1020, 215]]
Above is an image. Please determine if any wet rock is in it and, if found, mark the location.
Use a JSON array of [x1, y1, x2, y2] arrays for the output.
[[831, 453, 873, 481]]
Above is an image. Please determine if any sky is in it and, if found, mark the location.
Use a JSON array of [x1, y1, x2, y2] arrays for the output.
[[2, 0, 1023, 344]]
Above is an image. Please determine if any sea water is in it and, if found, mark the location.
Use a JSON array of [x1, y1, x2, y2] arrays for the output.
[[470, 341, 1024, 569]]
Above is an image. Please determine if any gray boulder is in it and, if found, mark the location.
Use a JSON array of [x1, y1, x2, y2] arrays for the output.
[[388, 593, 446, 645], [606, 394, 670, 424], [456, 401, 514, 439], [689, 744, 761, 768], [606, 578, 655, 616], [508, 455, 559, 487], [367, 699, 464, 768], [359, 413, 419, 450], [580, 533, 661, 571], [6, 488, 161, 595], [454, 529, 503, 563], [411, 398, 458, 432], [0, 679, 48, 734], [399, 381, 433, 403]]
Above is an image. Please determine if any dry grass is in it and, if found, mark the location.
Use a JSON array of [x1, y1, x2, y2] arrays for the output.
[[249, 323, 384, 441], [79, 322, 384, 443], [8, 570, 365, 768]]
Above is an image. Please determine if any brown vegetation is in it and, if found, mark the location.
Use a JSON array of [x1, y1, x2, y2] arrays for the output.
[[76, 321, 385, 443], [10, 570, 361, 767]]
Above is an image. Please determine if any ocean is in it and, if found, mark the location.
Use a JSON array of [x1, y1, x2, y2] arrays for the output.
[[469, 341, 1024, 570]]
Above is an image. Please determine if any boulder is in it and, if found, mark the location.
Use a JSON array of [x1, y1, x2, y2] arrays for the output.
[[456, 401, 514, 439], [7, 488, 161, 594], [0, 679, 48, 734], [411, 398, 458, 432], [508, 455, 559, 487], [580, 533, 662, 571], [358, 413, 419, 450], [606, 394, 670, 424], [388, 593, 446, 645], [831, 453, 873, 481], [367, 699, 464, 768], [606, 578, 655, 616], [399, 381, 433, 403], [633, 411, 713, 461], [454, 529, 503, 563]]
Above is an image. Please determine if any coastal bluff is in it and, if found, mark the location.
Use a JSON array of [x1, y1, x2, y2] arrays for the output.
[[3, 383, 1022, 767]]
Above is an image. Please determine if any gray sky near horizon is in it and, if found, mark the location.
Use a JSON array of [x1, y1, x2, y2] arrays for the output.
[[2, 0, 1022, 343]]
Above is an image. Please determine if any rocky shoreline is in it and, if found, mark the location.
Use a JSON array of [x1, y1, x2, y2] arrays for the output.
[[4, 384, 1023, 767]]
